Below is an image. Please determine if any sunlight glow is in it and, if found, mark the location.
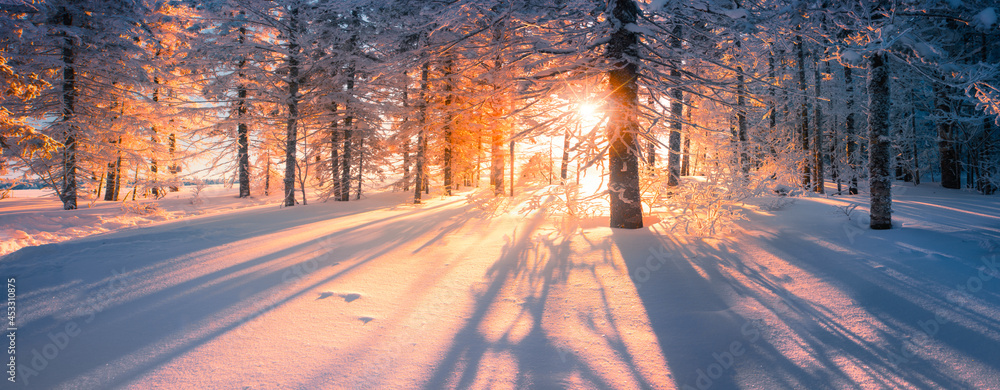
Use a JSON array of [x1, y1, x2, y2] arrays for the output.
[[577, 101, 604, 130], [578, 102, 600, 123]]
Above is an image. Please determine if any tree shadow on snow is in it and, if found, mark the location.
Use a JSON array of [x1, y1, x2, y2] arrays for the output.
[[613, 220, 1000, 390], [1, 195, 493, 389]]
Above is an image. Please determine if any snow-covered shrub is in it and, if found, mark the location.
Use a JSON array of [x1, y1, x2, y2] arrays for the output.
[[518, 152, 554, 185], [121, 201, 161, 216], [189, 182, 206, 206], [644, 163, 778, 235], [533, 182, 607, 219], [758, 196, 796, 211], [835, 203, 860, 220]]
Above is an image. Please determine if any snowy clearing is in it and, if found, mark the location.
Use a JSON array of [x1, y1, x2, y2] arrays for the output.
[[1, 183, 999, 389]]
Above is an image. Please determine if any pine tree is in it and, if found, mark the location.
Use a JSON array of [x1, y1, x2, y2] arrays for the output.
[[868, 52, 892, 230], [606, 0, 643, 229]]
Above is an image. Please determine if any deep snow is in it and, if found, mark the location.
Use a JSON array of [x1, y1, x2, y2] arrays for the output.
[[1, 182, 999, 389]]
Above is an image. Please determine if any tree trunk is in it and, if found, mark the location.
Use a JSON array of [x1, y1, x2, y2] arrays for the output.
[[237, 22, 250, 199], [150, 75, 161, 198], [812, 51, 825, 193], [356, 135, 363, 200], [735, 39, 749, 175], [402, 138, 411, 191], [475, 129, 482, 187], [868, 52, 892, 230], [491, 128, 505, 195], [340, 70, 355, 202], [104, 158, 118, 201], [561, 124, 573, 182], [414, 62, 429, 204], [331, 104, 341, 199], [60, 9, 77, 210], [113, 149, 122, 201], [667, 25, 682, 187], [646, 96, 655, 167], [936, 83, 961, 189], [264, 152, 271, 196], [95, 172, 105, 200], [768, 46, 777, 135], [681, 136, 691, 176], [104, 136, 120, 201], [168, 133, 179, 191], [983, 116, 996, 194], [606, 0, 643, 229], [796, 35, 811, 190], [443, 58, 454, 196], [489, 21, 507, 197], [845, 65, 859, 195], [237, 121, 250, 199], [509, 140, 515, 196], [981, 32, 996, 195], [282, 7, 300, 207], [341, 115, 353, 202]]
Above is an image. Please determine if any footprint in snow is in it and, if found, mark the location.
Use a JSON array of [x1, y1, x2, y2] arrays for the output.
[[316, 292, 361, 302], [316, 292, 335, 300], [341, 293, 361, 302]]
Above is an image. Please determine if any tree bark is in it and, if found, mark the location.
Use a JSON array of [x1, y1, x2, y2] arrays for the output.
[[356, 135, 363, 200], [983, 116, 996, 194], [340, 68, 355, 202], [60, 8, 77, 210], [845, 65, 859, 194], [104, 135, 119, 201], [402, 138, 411, 192], [936, 82, 961, 189], [735, 39, 749, 175], [509, 140, 515, 197], [331, 104, 341, 199], [237, 21, 250, 198], [667, 25, 682, 187], [414, 62, 429, 204], [341, 114, 353, 201], [606, 0, 643, 229], [489, 20, 507, 197], [868, 52, 892, 230], [813, 51, 825, 193], [443, 57, 454, 196], [282, 7, 300, 207], [796, 35, 811, 190], [561, 124, 573, 183], [168, 133, 179, 191], [492, 129, 505, 195]]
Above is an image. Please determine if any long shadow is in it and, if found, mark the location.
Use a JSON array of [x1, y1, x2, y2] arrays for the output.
[[2, 195, 476, 389], [1, 195, 459, 302], [611, 229, 818, 390], [422, 212, 669, 389], [748, 231, 1000, 389], [421, 211, 553, 389], [616, 219, 1000, 389]]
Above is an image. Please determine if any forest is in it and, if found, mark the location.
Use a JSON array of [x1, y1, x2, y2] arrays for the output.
[[1, 0, 999, 230]]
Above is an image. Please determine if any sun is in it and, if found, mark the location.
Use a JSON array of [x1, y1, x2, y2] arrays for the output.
[[577, 102, 603, 128], [578, 102, 598, 119]]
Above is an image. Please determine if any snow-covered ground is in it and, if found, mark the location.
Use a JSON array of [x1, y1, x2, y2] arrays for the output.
[[0, 185, 273, 256], [1, 182, 999, 389]]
